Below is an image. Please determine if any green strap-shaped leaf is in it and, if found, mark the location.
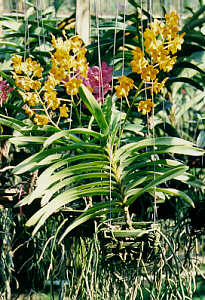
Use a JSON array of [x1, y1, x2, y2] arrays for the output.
[[176, 91, 205, 120], [27, 161, 110, 204], [13, 147, 68, 174], [117, 137, 195, 159], [155, 188, 195, 207], [183, 15, 205, 32], [134, 146, 204, 158], [9, 136, 48, 146], [127, 0, 152, 19], [79, 84, 108, 135], [120, 147, 204, 164], [125, 166, 188, 206], [59, 207, 121, 243], [122, 158, 184, 173], [183, 5, 205, 32], [0, 115, 25, 132], [40, 172, 112, 206], [26, 188, 118, 236], [0, 19, 21, 31], [43, 128, 103, 148], [0, 135, 13, 140], [35, 153, 108, 185], [13, 142, 104, 175], [168, 77, 204, 91], [174, 61, 205, 75]]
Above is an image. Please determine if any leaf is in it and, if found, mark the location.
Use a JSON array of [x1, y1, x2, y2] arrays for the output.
[[197, 131, 205, 148], [41, 172, 111, 206], [184, 32, 205, 47], [0, 115, 25, 133], [175, 173, 204, 189], [79, 84, 108, 135], [26, 188, 117, 235], [125, 166, 188, 206], [0, 41, 24, 50], [167, 77, 204, 91], [174, 61, 205, 75], [38, 152, 107, 180], [53, 0, 65, 12], [103, 96, 112, 124], [122, 158, 185, 189], [13, 139, 106, 175], [21, 124, 60, 135], [0, 20, 21, 31], [123, 158, 183, 171], [117, 137, 202, 161], [26, 159, 110, 204], [43, 128, 103, 148], [59, 203, 121, 242], [109, 107, 126, 146], [180, 43, 205, 57], [183, 5, 205, 29], [0, 135, 13, 140], [176, 91, 205, 120], [155, 122, 180, 138], [143, 145, 204, 157], [124, 122, 144, 135], [43, 130, 80, 148], [183, 14, 205, 32], [9, 136, 48, 146], [127, 0, 152, 19], [155, 188, 195, 207], [12, 147, 67, 174]]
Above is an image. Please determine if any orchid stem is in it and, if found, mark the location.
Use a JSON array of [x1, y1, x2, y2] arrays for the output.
[[71, 94, 82, 127], [115, 80, 144, 152]]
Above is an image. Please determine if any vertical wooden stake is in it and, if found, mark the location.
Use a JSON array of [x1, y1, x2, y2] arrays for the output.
[[18, 0, 24, 12], [76, 0, 90, 45], [0, 0, 3, 13], [0, 0, 4, 39]]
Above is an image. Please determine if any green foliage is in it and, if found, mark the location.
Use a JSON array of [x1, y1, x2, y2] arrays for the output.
[[0, 3, 75, 72], [0, 2, 204, 298], [0, 85, 203, 243]]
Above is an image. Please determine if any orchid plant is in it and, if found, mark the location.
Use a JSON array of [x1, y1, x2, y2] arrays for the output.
[[0, 8, 204, 299], [0, 11, 203, 240]]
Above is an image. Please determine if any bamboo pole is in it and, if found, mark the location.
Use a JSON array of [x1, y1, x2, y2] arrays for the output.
[[76, 0, 90, 45]]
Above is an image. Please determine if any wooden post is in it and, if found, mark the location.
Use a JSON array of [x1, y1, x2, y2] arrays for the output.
[[0, 0, 4, 39], [76, 0, 90, 45], [18, 0, 24, 12], [0, 0, 3, 13]]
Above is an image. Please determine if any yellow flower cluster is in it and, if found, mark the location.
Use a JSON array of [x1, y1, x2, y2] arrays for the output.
[[115, 11, 184, 115], [12, 34, 88, 126], [115, 75, 134, 98], [12, 56, 43, 91], [142, 11, 185, 73], [50, 34, 88, 87], [137, 99, 153, 115]]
